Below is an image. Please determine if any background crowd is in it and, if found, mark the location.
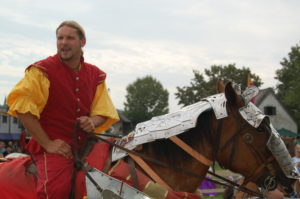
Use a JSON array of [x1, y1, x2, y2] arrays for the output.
[[0, 140, 22, 158]]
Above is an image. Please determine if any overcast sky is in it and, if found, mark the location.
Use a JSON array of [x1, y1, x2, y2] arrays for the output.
[[1, 0, 299, 112]]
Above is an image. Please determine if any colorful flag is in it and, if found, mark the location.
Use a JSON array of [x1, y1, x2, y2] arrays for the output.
[[247, 74, 256, 103], [247, 74, 254, 86]]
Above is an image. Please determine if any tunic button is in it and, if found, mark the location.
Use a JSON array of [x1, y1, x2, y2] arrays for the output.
[[76, 108, 81, 112], [75, 88, 79, 92], [76, 77, 80, 80], [77, 98, 80, 102]]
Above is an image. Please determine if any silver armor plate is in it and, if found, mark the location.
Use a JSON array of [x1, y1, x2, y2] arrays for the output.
[[239, 102, 266, 128], [112, 93, 228, 161], [205, 93, 228, 119], [267, 124, 300, 179], [241, 85, 259, 104], [86, 168, 152, 199]]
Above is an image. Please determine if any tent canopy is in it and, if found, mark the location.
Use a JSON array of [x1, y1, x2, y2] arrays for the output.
[[277, 128, 298, 138]]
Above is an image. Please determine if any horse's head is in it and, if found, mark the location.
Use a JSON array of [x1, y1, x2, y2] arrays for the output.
[[215, 81, 299, 194]]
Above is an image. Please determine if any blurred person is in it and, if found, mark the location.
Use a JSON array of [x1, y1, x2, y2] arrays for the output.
[[292, 144, 300, 170], [0, 141, 6, 158], [292, 145, 300, 197]]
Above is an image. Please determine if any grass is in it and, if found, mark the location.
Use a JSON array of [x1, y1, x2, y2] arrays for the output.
[[203, 195, 223, 199]]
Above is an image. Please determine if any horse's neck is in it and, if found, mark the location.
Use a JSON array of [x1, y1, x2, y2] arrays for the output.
[[135, 127, 214, 192], [143, 150, 210, 192]]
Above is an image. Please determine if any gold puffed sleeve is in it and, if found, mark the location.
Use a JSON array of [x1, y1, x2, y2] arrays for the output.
[[90, 82, 120, 133], [7, 66, 49, 119]]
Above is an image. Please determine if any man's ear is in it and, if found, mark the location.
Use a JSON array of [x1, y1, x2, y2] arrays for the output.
[[81, 37, 86, 47], [216, 79, 225, 93]]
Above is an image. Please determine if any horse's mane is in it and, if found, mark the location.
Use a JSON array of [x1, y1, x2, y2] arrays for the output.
[[139, 110, 214, 166]]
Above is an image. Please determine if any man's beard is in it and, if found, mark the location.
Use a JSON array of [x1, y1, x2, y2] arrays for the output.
[[58, 48, 82, 61]]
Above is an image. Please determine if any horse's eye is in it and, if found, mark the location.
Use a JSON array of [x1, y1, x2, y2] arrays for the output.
[[257, 127, 264, 132]]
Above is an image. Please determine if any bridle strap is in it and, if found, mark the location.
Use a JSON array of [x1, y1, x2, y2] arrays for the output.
[[227, 134, 238, 169], [243, 154, 275, 185], [219, 122, 247, 169], [212, 119, 224, 171], [217, 110, 276, 194]]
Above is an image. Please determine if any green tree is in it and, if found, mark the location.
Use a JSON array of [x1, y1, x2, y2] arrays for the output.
[[275, 44, 300, 132], [124, 76, 169, 125], [175, 64, 262, 106]]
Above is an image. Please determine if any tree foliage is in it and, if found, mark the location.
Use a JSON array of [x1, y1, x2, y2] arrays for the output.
[[175, 64, 262, 106], [275, 44, 300, 132], [124, 76, 169, 125]]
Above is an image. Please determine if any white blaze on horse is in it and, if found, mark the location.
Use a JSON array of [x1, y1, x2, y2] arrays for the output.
[[0, 81, 298, 199]]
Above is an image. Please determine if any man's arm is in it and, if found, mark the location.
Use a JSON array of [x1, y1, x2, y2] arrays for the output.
[[77, 115, 107, 133], [17, 112, 72, 158]]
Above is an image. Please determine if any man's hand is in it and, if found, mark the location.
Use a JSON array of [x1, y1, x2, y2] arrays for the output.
[[44, 139, 72, 158], [17, 112, 73, 158], [77, 116, 96, 133]]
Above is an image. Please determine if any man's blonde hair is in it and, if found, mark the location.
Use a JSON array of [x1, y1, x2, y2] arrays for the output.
[[56, 20, 86, 39]]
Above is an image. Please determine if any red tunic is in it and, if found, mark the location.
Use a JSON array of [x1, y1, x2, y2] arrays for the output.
[[26, 54, 106, 154], [24, 54, 107, 199]]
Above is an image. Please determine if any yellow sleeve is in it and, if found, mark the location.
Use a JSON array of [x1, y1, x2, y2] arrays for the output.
[[7, 66, 49, 119], [91, 82, 120, 133]]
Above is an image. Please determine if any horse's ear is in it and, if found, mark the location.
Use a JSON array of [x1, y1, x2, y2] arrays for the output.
[[225, 82, 244, 107], [216, 79, 225, 93]]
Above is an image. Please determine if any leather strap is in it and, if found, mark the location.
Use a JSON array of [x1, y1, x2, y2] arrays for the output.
[[128, 153, 172, 189], [128, 157, 139, 189], [170, 136, 212, 166]]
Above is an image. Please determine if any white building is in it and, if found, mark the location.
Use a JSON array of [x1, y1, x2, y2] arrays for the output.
[[254, 88, 298, 135], [0, 104, 23, 140]]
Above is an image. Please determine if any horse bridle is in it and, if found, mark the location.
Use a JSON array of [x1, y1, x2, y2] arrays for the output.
[[216, 108, 277, 192]]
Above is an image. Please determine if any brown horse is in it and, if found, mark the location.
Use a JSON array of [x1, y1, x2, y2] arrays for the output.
[[117, 81, 296, 195], [0, 81, 297, 198]]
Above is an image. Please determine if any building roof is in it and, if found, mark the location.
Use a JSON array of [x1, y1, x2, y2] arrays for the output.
[[253, 88, 273, 107], [0, 98, 8, 116], [253, 87, 297, 125], [0, 105, 8, 116], [117, 109, 131, 123]]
